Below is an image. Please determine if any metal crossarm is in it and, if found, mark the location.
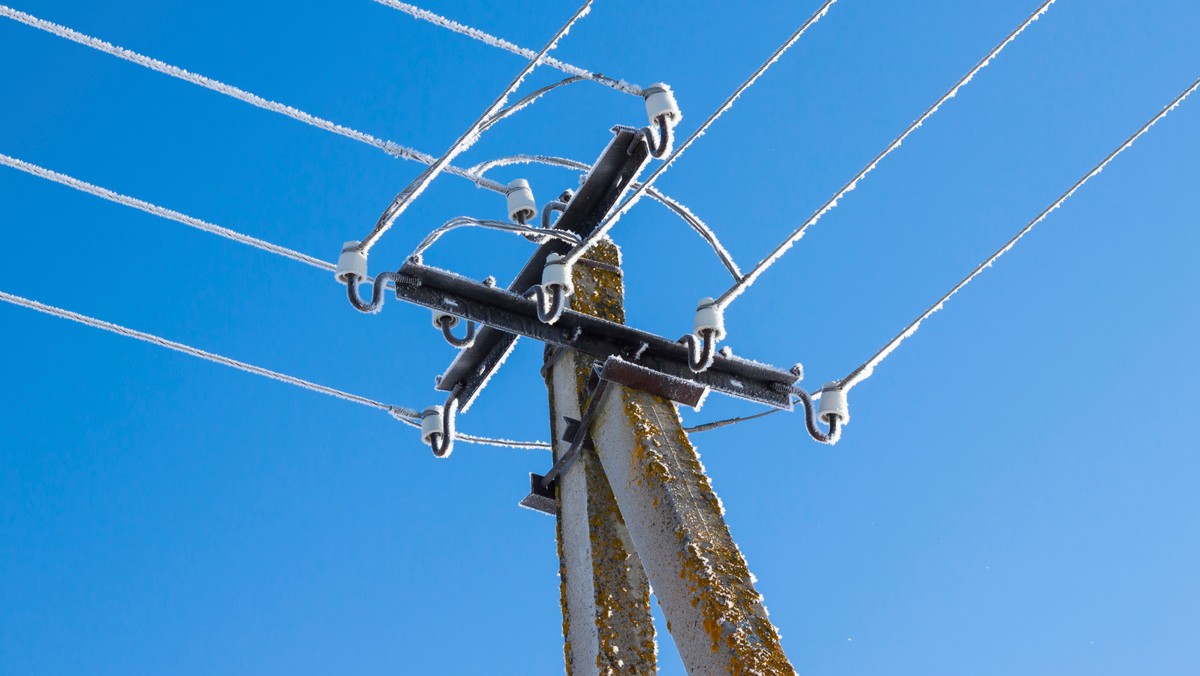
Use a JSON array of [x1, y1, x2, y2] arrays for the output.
[[435, 126, 651, 409]]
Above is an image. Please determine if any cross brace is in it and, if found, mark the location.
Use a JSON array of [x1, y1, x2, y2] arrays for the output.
[[394, 261, 798, 410], [436, 126, 650, 410]]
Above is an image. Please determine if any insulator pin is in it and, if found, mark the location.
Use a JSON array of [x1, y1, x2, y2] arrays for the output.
[[506, 179, 537, 223], [643, 83, 681, 126], [420, 406, 444, 446], [432, 310, 459, 329], [336, 240, 368, 283], [542, 253, 574, 297], [693, 297, 725, 341], [817, 383, 849, 426]]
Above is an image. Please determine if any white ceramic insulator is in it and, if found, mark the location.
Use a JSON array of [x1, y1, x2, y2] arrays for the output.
[[432, 310, 459, 330], [817, 383, 849, 426], [542, 253, 574, 296], [506, 179, 537, 223], [420, 406, 444, 445], [643, 83, 681, 126], [336, 241, 368, 283], [693, 297, 725, 342]]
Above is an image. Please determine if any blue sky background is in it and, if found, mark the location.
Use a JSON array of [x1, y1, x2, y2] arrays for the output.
[[2, 0, 1198, 673]]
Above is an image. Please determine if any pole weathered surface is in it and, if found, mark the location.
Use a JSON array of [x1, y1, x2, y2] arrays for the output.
[[547, 241, 656, 674], [591, 382, 795, 674]]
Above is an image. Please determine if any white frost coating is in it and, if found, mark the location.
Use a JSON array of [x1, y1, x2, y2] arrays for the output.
[[355, 0, 594, 254], [0, 152, 335, 272], [0, 288, 414, 415], [717, 0, 1057, 308], [373, 0, 642, 96], [0, 5, 508, 194], [469, 153, 744, 279], [841, 75, 1200, 391], [0, 288, 554, 450], [564, 0, 841, 268]]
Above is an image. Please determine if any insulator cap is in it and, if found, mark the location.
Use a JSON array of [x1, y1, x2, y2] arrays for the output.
[[693, 297, 725, 342], [817, 382, 849, 426], [432, 310, 459, 330], [420, 405, 444, 445], [643, 83, 681, 126], [506, 179, 537, 223], [542, 253, 574, 296], [336, 240, 368, 284]]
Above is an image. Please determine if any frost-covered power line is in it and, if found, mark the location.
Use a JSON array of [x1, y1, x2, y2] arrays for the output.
[[562, 0, 841, 269], [373, 0, 642, 96], [0, 3, 508, 194], [469, 153, 743, 279], [1, 4, 735, 268], [354, 0, 593, 255], [714, 0, 1057, 310], [0, 288, 552, 451], [0, 152, 335, 273], [839, 75, 1200, 392]]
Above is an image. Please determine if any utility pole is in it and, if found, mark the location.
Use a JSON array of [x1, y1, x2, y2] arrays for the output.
[[588, 375, 794, 674], [544, 242, 795, 674], [380, 125, 801, 673], [544, 239, 657, 674]]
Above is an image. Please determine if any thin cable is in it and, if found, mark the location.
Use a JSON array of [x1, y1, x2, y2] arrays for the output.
[[0, 4, 509, 194], [0, 289, 408, 414], [563, 0, 840, 268], [469, 153, 743, 279], [2, 0, 700, 256], [373, 0, 642, 96], [0, 152, 335, 273], [355, 0, 594, 254], [716, 0, 1057, 309], [478, 76, 586, 134], [684, 408, 782, 433], [840, 75, 1200, 391], [0, 289, 553, 450], [410, 216, 582, 257]]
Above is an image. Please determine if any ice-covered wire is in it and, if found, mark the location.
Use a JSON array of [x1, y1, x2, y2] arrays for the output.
[[839, 75, 1200, 392], [684, 408, 782, 434], [410, 216, 582, 258], [479, 76, 586, 133], [469, 153, 743, 279], [715, 0, 1057, 309], [372, 0, 642, 96], [0, 4, 509, 194], [0, 152, 335, 273], [0, 288, 411, 415], [0, 288, 552, 450], [562, 0, 840, 269], [354, 0, 594, 255]]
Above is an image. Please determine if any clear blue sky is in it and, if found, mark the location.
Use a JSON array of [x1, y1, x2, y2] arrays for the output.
[[2, 1, 1198, 673]]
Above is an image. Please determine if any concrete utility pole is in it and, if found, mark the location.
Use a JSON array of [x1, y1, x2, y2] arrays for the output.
[[545, 240, 657, 674], [547, 243, 795, 675]]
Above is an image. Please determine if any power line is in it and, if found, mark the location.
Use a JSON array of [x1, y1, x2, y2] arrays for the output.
[[563, 0, 841, 269], [373, 0, 642, 96], [714, 0, 1057, 309], [354, 0, 593, 255], [0, 288, 552, 451], [0, 152, 335, 273], [0, 3, 508, 194], [2, 4, 731, 266], [468, 153, 743, 279], [1, 150, 765, 440], [839, 75, 1200, 392]]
